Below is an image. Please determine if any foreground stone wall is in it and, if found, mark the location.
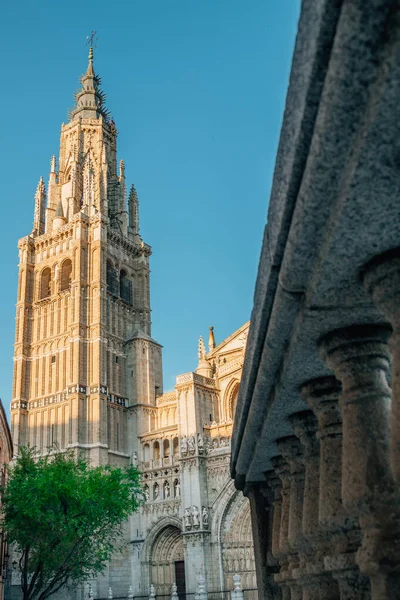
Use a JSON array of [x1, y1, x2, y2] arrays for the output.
[[231, 1, 400, 599]]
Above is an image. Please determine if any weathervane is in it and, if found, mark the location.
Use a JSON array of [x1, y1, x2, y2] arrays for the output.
[[86, 30, 98, 49]]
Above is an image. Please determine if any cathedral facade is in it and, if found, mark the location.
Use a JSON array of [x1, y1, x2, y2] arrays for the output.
[[9, 48, 256, 598]]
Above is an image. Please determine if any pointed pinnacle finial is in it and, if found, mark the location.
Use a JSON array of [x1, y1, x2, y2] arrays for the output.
[[129, 184, 140, 236], [36, 176, 45, 195], [198, 336, 207, 361], [208, 326, 215, 351], [89, 45, 93, 62], [50, 155, 56, 173]]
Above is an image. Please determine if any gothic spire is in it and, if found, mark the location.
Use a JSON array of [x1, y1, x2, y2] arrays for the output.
[[70, 45, 110, 121], [128, 184, 140, 237], [32, 177, 46, 237]]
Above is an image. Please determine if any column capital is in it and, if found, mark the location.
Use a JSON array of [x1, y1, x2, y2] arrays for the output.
[[319, 324, 392, 398], [243, 480, 271, 504], [276, 436, 305, 480], [362, 248, 400, 329], [271, 455, 290, 482], [290, 411, 319, 458], [318, 323, 393, 514], [301, 376, 342, 436]]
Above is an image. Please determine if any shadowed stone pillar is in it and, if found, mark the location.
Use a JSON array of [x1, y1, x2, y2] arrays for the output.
[[244, 482, 280, 600], [301, 378, 342, 532], [319, 324, 396, 599], [277, 437, 305, 600], [271, 456, 290, 600], [301, 377, 352, 599], [303, 375, 370, 598], [290, 410, 338, 600], [363, 250, 400, 483]]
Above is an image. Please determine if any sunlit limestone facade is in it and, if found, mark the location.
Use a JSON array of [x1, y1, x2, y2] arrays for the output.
[[9, 47, 162, 599], [11, 47, 160, 466], [131, 322, 257, 598], [9, 48, 256, 599]]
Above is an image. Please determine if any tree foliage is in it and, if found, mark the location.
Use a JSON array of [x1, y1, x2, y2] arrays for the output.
[[1, 447, 142, 600]]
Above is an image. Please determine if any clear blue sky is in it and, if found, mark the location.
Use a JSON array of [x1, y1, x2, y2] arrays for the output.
[[0, 1, 299, 408]]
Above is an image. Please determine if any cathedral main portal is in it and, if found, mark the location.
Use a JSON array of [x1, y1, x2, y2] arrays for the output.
[[150, 525, 185, 596]]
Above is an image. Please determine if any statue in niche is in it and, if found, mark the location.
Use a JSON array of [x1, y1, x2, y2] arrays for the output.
[[163, 480, 170, 499], [143, 485, 150, 502], [197, 434, 204, 453], [187, 436, 195, 453], [184, 508, 192, 529], [174, 479, 181, 497], [153, 483, 159, 501], [202, 506, 209, 527], [131, 451, 138, 467], [245, 547, 251, 569], [180, 437, 188, 454], [192, 505, 200, 527]]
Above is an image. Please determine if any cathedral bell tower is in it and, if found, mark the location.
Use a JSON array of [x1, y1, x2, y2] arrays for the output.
[[11, 46, 163, 466]]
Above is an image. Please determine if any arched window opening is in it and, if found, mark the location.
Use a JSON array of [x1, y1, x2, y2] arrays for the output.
[[120, 269, 132, 304], [106, 261, 118, 296], [40, 268, 51, 299], [143, 443, 150, 462], [173, 437, 179, 456], [60, 259, 72, 291], [163, 439, 170, 458], [153, 441, 160, 461]]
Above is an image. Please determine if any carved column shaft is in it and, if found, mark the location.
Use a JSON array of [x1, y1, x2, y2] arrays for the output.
[[363, 252, 400, 483], [319, 324, 395, 599], [245, 483, 280, 600], [302, 377, 343, 531], [271, 456, 291, 599], [268, 472, 283, 561], [277, 437, 305, 600], [319, 324, 393, 514], [303, 375, 370, 599], [292, 406, 339, 600], [290, 411, 319, 540], [277, 436, 305, 552]]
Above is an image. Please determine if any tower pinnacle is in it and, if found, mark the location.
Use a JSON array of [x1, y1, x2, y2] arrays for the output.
[[128, 184, 140, 237], [70, 43, 109, 121], [208, 326, 216, 351], [196, 335, 213, 378], [32, 177, 46, 237]]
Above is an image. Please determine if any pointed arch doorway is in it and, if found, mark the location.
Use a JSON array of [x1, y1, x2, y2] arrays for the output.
[[151, 524, 185, 597]]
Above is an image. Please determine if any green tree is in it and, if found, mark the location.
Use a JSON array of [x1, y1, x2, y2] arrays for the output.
[[1, 447, 142, 600]]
